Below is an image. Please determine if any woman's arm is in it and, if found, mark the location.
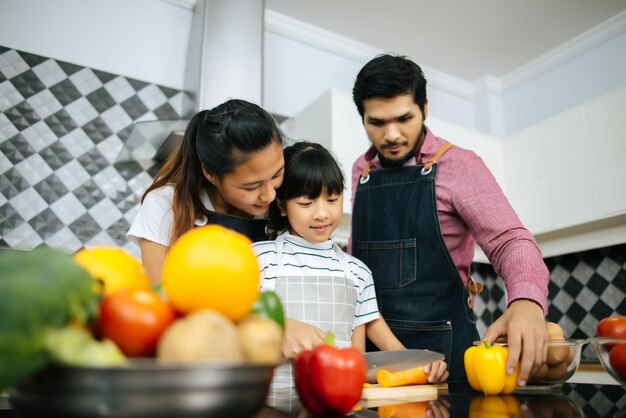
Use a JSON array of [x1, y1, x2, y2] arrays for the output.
[[351, 325, 366, 352], [140, 239, 168, 286], [366, 317, 405, 351]]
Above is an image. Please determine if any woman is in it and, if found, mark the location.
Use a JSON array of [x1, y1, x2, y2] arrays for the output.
[[128, 99, 285, 284]]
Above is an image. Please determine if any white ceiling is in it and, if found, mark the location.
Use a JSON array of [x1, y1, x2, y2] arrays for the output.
[[265, 0, 626, 82]]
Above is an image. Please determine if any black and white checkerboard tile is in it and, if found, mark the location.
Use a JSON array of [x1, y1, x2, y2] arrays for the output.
[[0, 46, 194, 257], [472, 243, 626, 359]]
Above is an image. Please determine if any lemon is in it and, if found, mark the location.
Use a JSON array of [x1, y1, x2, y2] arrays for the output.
[[74, 247, 151, 296]]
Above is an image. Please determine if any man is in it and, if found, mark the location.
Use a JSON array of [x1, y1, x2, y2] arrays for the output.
[[349, 54, 549, 384]]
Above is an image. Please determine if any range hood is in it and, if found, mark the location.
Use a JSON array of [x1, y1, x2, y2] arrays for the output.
[[115, 0, 264, 164], [115, 120, 188, 163]]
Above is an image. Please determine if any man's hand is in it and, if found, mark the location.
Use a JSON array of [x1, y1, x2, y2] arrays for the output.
[[282, 319, 326, 359], [482, 299, 548, 386]]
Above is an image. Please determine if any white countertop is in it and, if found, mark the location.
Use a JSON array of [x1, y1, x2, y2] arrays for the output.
[[567, 363, 620, 385]]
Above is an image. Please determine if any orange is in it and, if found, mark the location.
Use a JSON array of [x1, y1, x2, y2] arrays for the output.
[[74, 247, 151, 296], [162, 225, 260, 321]]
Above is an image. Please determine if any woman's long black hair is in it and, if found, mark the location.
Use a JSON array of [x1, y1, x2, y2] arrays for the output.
[[268, 141, 344, 236], [143, 99, 282, 244]]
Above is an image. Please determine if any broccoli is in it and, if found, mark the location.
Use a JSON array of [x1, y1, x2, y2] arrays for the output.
[[0, 246, 125, 391]]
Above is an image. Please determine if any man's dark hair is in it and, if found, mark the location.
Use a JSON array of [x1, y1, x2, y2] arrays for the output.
[[352, 54, 427, 118]]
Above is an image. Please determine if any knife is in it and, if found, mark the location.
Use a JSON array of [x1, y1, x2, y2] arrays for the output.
[[364, 349, 443, 383]]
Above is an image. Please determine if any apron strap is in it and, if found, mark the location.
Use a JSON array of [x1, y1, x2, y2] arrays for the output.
[[275, 235, 286, 272], [333, 243, 358, 283], [359, 143, 454, 180], [359, 163, 372, 184], [423, 142, 454, 173]]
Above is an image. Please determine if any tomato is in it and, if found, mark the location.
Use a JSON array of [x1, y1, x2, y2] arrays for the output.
[[597, 316, 626, 338], [609, 344, 626, 381], [99, 289, 176, 357]]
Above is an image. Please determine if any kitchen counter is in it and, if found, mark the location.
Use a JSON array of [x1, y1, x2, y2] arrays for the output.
[[255, 382, 625, 418], [568, 362, 621, 385], [3, 381, 625, 417]]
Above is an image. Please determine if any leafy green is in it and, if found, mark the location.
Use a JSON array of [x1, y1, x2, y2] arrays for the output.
[[0, 246, 113, 390]]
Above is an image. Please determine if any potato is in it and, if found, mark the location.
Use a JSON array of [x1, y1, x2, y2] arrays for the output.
[[545, 361, 568, 381], [238, 315, 283, 363], [157, 310, 244, 363], [547, 341, 570, 366]]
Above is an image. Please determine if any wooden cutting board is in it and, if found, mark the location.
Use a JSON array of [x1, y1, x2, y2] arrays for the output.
[[361, 383, 448, 404]]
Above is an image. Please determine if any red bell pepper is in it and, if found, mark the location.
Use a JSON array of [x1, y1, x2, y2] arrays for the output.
[[294, 333, 367, 415]]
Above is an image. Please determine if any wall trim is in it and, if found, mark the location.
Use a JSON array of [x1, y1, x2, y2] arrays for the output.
[[158, 0, 197, 10], [498, 9, 626, 93], [264, 10, 380, 64], [265, 8, 626, 100], [264, 9, 474, 99]]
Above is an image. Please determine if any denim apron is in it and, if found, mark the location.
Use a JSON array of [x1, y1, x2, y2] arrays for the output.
[[351, 146, 479, 382], [195, 211, 269, 242], [266, 234, 357, 414]]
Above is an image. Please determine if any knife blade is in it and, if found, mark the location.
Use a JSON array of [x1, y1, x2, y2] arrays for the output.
[[364, 349, 443, 383]]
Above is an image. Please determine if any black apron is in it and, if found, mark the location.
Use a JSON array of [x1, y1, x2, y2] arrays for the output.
[[351, 151, 479, 382], [198, 211, 269, 243]]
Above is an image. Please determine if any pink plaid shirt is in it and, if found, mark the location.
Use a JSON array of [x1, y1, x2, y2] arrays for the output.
[[349, 126, 549, 314]]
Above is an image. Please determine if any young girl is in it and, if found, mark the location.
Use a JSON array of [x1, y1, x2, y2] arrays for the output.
[[252, 142, 447, 413], [128, 99, 285, 284]]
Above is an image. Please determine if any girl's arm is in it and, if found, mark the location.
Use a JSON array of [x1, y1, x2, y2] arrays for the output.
[[351, 324, 366, 352], [366, 317, 405, 351], [282, 319, 326, 358], [140, 239, 168, 286], [366, 318, 449, 383]]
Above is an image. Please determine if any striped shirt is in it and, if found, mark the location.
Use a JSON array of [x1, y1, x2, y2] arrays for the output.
[[252, 233, 380, 328]]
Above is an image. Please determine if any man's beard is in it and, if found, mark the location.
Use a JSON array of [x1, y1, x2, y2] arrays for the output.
[[378, 128, 426, 168], [378, 140, 420, 168]]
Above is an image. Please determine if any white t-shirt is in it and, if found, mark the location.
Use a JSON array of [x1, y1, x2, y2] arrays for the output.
[[251, 232, 381, 329], [127, 185, 215, 247]]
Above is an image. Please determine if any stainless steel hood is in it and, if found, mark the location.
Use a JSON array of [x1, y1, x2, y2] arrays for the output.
[[115, 120, 188, 163], [115, 0, 264, 164]]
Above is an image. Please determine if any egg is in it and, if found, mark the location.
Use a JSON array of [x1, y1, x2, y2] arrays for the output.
[[546, 361, 568, 381], [547, 341, 570, 366], [530, 363, 549, 382], [546, 321, 565, 339]]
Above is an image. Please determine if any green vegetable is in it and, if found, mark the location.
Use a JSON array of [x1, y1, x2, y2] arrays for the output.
[[250, 291, 285, 332], [44, 327, 126, 366], [0, 247, 124, 390]]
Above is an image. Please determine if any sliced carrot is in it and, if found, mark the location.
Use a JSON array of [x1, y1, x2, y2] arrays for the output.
[[377, 365, 429, 387]]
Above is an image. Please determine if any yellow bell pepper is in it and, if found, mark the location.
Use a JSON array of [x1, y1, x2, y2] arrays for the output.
[[469, 395, 521, 418], [464, 340, 519, 395]]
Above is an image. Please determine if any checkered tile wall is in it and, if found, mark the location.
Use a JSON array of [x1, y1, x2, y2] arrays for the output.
[[472, 243, 626, 360], [1, 46, 625, 356], [0, 46, 194, 257]]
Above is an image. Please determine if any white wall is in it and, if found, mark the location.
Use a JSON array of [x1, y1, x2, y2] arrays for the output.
[[263, 31, 364, 118], [0, 0, 194, 90], [264, 9, 626, 138], [501, 31, 626, 135], [504, 86, 626, 235]]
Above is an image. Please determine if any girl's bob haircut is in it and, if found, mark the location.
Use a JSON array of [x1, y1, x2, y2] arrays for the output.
[[268, 141, 344, 234]]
